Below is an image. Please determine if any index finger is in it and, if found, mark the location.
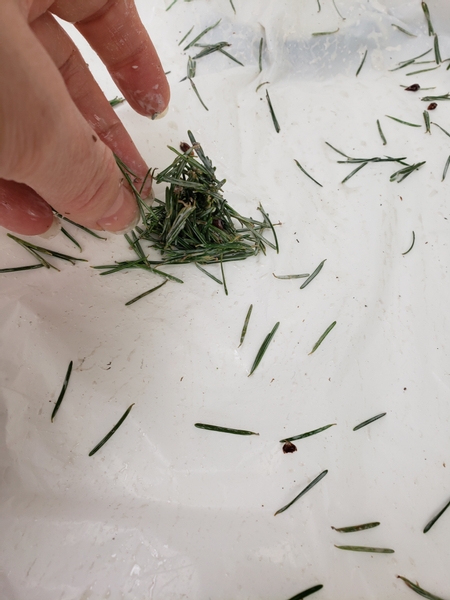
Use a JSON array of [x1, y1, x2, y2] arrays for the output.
[[51, 0, 170, 118]]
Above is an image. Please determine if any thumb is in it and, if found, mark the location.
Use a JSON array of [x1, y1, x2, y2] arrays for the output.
[[0, 6, 138, 234]]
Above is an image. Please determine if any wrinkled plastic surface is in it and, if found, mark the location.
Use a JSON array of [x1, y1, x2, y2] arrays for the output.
[[1, 1, 450, 598]]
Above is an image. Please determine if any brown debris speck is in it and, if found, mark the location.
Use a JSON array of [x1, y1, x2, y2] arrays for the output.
[[282, 441, 297, 454]]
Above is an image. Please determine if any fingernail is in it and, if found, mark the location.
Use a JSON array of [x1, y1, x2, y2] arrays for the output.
[[149, 105, 169, 120], [97, 186, 140, 234], [140, 186, 154, 207], [38, 215, 62, 240]]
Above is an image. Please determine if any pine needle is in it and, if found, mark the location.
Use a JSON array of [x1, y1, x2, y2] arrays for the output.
[[239, 304, 253, 347], [423, 498, 450, 533], [294, 159, 323, 187], [195, 423, 259, 436], [377, 120, 387, 145], [89, 404, 135, 456], [309, 321, 336, 355], [266, 90, 280, 133], [184, 19, 221, 51], [332, 522, 380, 532], [125, 280, 168, 306], [300, 259, 326, 289], [402, 231, 416, 255], [335, 545, 394, 553], [356, 49, 368, 76], [248, 322, 280, 376], [353, 412, 386, 431], [51, 361, 73, 422], [287, 585, 323, 600], [397, 575, 446, 599], [275, 470, 328, 516], [281, 423, 336, 442]]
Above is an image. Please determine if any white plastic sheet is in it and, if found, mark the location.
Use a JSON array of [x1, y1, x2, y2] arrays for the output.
[[1, 0, 450, 598]]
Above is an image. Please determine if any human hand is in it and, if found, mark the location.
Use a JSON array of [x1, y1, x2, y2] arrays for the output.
[[0, 0, 170, 236]]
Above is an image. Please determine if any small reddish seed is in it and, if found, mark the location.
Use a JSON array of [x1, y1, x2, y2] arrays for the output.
[[405, 83, 420, 92], [428, 102, 438, 110], [212, 219, 225, 230]]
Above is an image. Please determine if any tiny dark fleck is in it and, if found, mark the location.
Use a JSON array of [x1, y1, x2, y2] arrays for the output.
[[282, 441, 297, 454], [92, 135, 97, 142], [404, 387, 407, 391], [405, 83, 420, 92], [427, 102, 438, 110]]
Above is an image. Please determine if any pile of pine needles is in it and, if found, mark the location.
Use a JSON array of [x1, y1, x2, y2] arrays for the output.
[[97, 131, 278, 283]]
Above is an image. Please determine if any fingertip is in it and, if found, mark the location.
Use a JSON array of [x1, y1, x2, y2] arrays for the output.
[[0, 181, 55, 236], [149, 105, 169, 121], [96, 184, 140, 233], [121, 75, 170, 119], [37, 215, 62, 239], [112, 58, 171, 119]]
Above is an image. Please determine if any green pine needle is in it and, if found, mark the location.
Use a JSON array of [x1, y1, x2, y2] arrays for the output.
[[332, 522, 380, 532], [266, 90, 280, 133], [397, 576, 446, 599], [377, 120, 387, 145], [294, 159, 323, 187], [300, 259, 326, 289], [195, 423, 259, 436], [287, 585, 323, 600], [195, 262, 223, 285], [356, 49, 368, 76], [89, 404, 135, 456], [309, 321, 336, 355], [423, 498, 450, 533], [125, 280, 168, 306], [335, 545, 394, 553], [421, 2, 435, 36], [51, 361, 73, 422], [312, 29, 339, 36], [275, 470, 328, 516], [281, 423, 336, 442], [0, 264, 44, 274], [7, 234, 88, 271], [442, 155, 450, 181], [402, 231, 416, 256], [184, 19, 221, 51], [353, 412, 386, 430], [239, 304, 253, 347], [109, 96, 125, 107], [391, 24, 416, 37], [386, 115, 421, 127], [258, 37, 264, 72], [248, 322, 280, 376]]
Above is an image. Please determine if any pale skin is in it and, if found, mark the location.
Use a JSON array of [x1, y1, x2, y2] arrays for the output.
[[0, 0, 170, 235]]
